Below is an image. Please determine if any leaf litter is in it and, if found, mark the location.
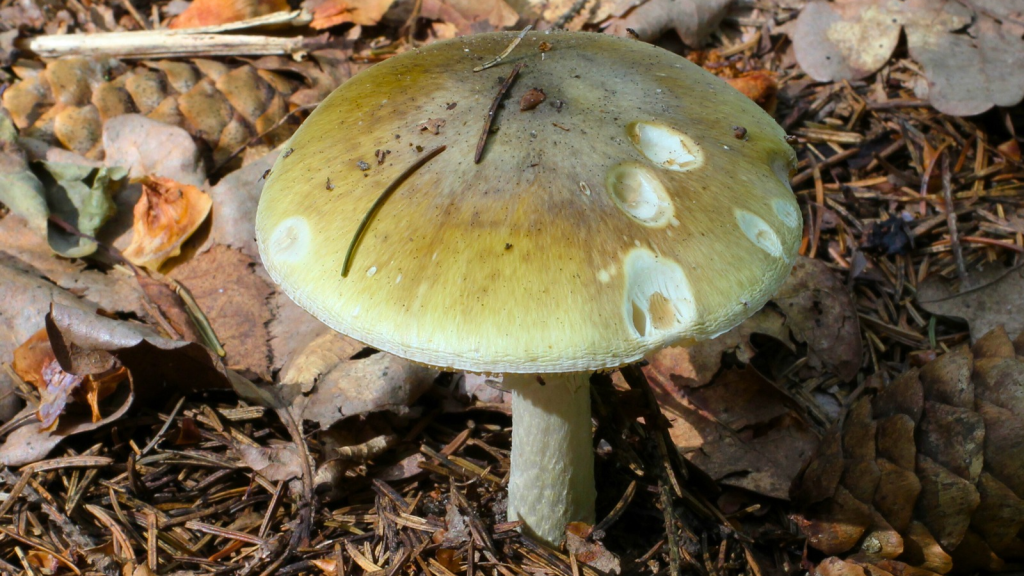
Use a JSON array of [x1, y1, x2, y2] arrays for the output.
[[791, 0, 1024, 115], [0, 0, 1023, 575]]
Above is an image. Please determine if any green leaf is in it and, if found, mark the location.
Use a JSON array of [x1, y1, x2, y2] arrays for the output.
[[0, 112, 48, 237], [0, 111, 129, 258], [37, 161, 128, 258]]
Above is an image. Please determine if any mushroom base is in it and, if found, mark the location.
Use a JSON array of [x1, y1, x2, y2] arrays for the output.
[[505, 372, 596, 545]]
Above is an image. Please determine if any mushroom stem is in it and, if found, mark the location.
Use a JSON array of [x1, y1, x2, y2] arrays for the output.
[[504, 372, 595, 545]]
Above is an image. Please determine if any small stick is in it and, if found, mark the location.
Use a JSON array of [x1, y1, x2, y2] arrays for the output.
[[593, 480, 637, 533], [21, 31, 313, 59], [146, 512, 158, 570], [473, 26, 531, 72], [475, 62, 523, 164], [342, 145, 447, 277], [941, 152, 969, 288], [139, 396, 186, 456], [119, 0, 149, 30]]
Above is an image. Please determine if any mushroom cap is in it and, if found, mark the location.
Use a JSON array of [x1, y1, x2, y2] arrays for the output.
[[256, 31, 800, 374]]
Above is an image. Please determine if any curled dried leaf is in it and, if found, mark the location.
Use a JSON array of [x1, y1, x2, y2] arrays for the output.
[[304, 0, 396, 29], [170, 0, 289, 28], [37, 359, 83, 430], [791, 0, 1024, 116], [123, 176, 213, 271]]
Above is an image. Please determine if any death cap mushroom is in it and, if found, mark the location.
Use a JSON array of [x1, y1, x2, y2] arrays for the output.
[[255, 30, 801, 375]]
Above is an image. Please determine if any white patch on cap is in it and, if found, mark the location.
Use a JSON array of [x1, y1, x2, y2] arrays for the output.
[[627, 122, 703, 172], [735, 209, 782, 257], [773, 198, 801, 228], [606, 163, 674, 227], [268, 216, 310, 263], [623, 249, 697, 339], [772, 157, 795, 190], [597, 269, 611, 284]]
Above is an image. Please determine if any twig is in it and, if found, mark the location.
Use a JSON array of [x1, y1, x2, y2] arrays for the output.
[[791, 147, 858, 187], [399, 0, 423, 41], [19, 10, 315, 59], [941, 153, 968, 288], [593, 480, 636, 534], [475, 63, 523, 164], [186, 521, 268, 546], [473, 26, 532, 72], [119, 0, 149, 29], [919, 262, 1024, 303], [140, 396, 186, 456], [866, 98, 930, 110], [342, 145, 447, 277]]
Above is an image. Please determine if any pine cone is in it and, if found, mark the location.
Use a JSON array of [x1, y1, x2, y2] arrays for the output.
[[792, 326, 1024, 575], [1, 51, 354, 166]]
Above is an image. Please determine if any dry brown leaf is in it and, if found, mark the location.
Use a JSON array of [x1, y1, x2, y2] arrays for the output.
[[634, 258, 859, 498], [454, 373, 510, 410], [645, 365, 820, 499], [0, 214, 147, 317], [170, 245, 274, 380], [918, 264, 1024, 343], [232, 440, 304, 481], [279, 330, 365, 394], [13, 329, 124, 429], [0, 370, 133, 467], [772, 256, 863, 382], [601, 0, 734, 44], [792, 0, 1024, 116], [304, 0, 396, 29], [46, 303, 233, 394], [12, 328, 54, 390], [282, 332, 437, 429], [297, 351, 437, 428], [420, 0, 519, 35], [268, 293, 333, 373], [201, 149, 333, 372], [170, 0, 289, 28], [123, 176, 213, 271], [643, 257, 862, 389], [0, 253, 102, 424], [35, 359, 83, 430], [102, 115, 206, 187], [725, 72, 779, 114], [78, 367, 127, 423], [206, 149, 279, 260], [565, 527, 622, 574]]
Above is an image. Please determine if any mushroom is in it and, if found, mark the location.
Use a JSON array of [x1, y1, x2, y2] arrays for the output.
[[256, 31, 800, 545]]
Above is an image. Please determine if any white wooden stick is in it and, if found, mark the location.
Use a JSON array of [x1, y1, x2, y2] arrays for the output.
[[18, 10, 318, 59]]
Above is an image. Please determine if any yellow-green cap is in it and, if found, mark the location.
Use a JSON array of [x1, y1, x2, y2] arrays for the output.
[[256, 31, 800, 374]]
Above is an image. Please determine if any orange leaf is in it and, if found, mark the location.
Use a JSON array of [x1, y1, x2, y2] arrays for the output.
[[997, 138, 1021, 164], [123, 176, 213, 271], [725, 71, 778, 114], [75, 367, 128, 423], [306, 0, 395, 29], [170, 0, 289, 29], [12, 328, 55, 390]]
